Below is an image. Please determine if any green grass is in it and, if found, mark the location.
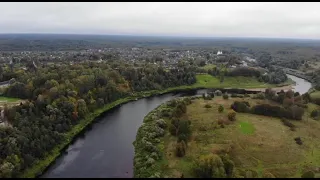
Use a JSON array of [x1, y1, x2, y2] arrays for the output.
[[310, 91, 320, 99], [239, 121, 255, 135], [193, 74, 282, 89], [0, 96, 21, 102], [199, 64, 217, 70], [148, 97, 320, 178]]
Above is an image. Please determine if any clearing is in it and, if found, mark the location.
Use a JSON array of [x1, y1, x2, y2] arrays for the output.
[[193, 74, 293, 89], [159, 96, 320, 178], [0, 96, 23, 108]]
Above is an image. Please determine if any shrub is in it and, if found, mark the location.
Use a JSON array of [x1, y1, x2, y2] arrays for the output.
[[281, 118, 296, 131], [253, 92, 265, 99], [244, 93, 250, 97], [175, 141, 187, 157], [231, 101, 250, 113], [160, 108, 172, 117], [294, 137, 303, 145], [302, 93, 311, 103], [286, 90, 294, 99], [169, 124, 177, 136], [301, 170, 315, 178], [245, 170, 258, 178], [283, 97, 294, 107], [193, 154, 226, 178], [311, 109, 319, 118], [218, 105, 224, 113], [220, 154, 235, 178], [251, 103, 304, 120], [177, 134, 188, 143], [202, 93, 206, 99], [177, 120, 191, 137], [223, 93, 229, 100], [227, 110, 237, 121], [288, 105, 305, 120], [263, 172, 276, 178], [312, 97, 320, 106], [215, 90, 223, 96], [156, 119, 167, 129], [204, 104, 212, 108]]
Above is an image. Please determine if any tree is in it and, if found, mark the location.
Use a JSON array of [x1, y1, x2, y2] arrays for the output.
[[218, 105, 224, 113], [175, 140, 187, 157], [77, 99, 88, 118], [193, 154, 226, 178], [228, 110, 237, 121]]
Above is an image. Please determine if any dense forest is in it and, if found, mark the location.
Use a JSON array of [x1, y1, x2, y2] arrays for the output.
[[0, 62, 196, 177]]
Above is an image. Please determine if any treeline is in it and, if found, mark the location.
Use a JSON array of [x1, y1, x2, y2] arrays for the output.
[[0, 61, 196, 178], [231, 89, 308, 121], [202, 66, 288, 84], [133, 97, 193, 178]]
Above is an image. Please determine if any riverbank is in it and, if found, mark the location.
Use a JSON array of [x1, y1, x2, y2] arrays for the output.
[[20, 87, 201, 178], [18, 76, 295, 178]]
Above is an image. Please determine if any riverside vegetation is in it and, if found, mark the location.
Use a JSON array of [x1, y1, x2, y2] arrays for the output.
[[133, 88, 320, 178], [0, 60, 293, 178]]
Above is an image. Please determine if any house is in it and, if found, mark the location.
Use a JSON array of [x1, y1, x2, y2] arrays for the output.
[[217, 51, 223, 55]]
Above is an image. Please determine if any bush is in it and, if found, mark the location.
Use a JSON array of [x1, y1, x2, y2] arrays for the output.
[[177, 134, 188, 143], [253, 92, 265, 99], [175, 141, 187, 157], [231, 101, 250, 113], [244, 94, 250, 97], [193, 154, 227, 178], [312, 97, 320, 106], [215, 90, 222, 96], [251, 103, 304, 120], [156, 119, 167, 129], [223, 93, 229, 100], [301, 170, 315, 178], [169, 124, 177, 136], [220, 154, 235, 178], [294, 137, 303, 145], [311, 109, 319, 118], [218, 105, 224, 113], [227, 110, 237, 121], [263, 172, 276, 178], [204, 104, 212, 108], [177, 120, 191, 137], [244, 170, 259, 178], [281, 118, 296, 131], [288, 105, 305, 120]]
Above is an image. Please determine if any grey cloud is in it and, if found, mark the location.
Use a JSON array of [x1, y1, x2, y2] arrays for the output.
[[0, 2, 320, 39]]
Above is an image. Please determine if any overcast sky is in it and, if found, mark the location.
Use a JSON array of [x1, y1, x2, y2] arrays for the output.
[[1, 2, 320, 39]]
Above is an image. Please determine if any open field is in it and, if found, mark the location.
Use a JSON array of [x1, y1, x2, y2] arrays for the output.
[[0, 96, 23, 107], [310, 91, 320, 99], [158, 97, 320, 178], [193, 74, 293, 89], [199, 64, 217, 70]]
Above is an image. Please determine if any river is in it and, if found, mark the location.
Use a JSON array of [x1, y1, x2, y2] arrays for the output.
[[286, 74, 312, 94], [41, 75, 311, 178]]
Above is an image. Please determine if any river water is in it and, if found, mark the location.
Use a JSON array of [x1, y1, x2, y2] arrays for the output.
[[41, 75, 311, 178], [286, 74, 312, 94]]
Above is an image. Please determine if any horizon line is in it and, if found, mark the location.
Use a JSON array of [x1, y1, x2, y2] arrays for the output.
[[0, 32, 320, 41]]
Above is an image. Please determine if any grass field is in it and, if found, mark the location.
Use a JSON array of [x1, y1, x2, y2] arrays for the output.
[[199, 64, 217, 70], [310, 91, 320, 99], [193, 74, 292, 89], [157, 97, 320, 178], [0, 96, 21, 103]]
